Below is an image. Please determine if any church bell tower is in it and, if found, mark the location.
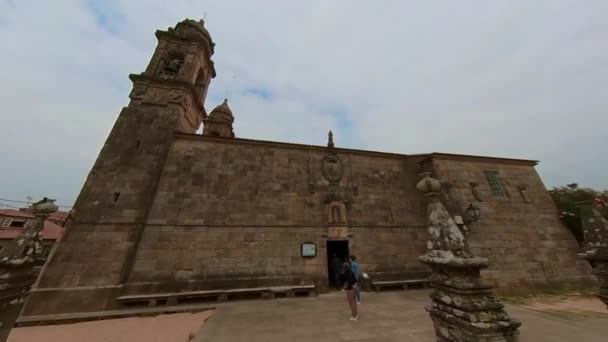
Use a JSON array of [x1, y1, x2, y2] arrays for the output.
[[74, 18, 217, 225], [130, 18, 217, 132], [31, 19, 217, 293]]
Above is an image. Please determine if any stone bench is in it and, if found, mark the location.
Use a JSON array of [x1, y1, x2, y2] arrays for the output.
[[371, 279, 429, 292], [117, 285, 316, 307]]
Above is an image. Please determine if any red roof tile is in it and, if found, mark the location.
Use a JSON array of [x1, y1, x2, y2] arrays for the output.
[[0, 209, 34, 219]]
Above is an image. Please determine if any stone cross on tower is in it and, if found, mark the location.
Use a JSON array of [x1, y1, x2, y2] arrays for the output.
[[416, 173, 521, 342]]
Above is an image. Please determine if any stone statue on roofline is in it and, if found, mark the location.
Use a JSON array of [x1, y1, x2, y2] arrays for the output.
[[327, 130, 335, 148]]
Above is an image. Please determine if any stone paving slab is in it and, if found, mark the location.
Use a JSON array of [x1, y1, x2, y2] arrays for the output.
[[192, 289, 608, 342], [16, 303, 215, 326], [8, 311, 213, 342]]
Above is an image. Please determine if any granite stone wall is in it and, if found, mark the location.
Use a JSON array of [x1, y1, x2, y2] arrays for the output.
[[145, 136, 426, 227], [430, 156, 593, 293], [127, 226, 327, 292], [24, 135, 594, 316], [125, 225, 429, 293], [125, 136, 429, 292]]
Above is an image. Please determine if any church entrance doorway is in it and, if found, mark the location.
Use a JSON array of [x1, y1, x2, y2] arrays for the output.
[[326, 240, 349, 290]]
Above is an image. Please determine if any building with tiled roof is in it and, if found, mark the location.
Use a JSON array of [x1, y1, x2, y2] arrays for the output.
[[0, 209, 64, 257]]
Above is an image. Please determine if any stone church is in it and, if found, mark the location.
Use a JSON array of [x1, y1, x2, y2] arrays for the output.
[[22, 19, 592, 316]]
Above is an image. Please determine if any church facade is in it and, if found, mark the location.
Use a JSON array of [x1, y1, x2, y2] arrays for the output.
[[22, 19, 592, 316]]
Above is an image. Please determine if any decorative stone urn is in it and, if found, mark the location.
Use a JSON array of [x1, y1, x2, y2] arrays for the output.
[[416, 172, 441, 195], [32, 197, 59, 216], [416, 173, 521, 341], [578, 201, 608, 309]]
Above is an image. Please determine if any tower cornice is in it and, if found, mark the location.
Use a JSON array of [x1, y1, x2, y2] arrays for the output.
[[128, 73, 207, 116]]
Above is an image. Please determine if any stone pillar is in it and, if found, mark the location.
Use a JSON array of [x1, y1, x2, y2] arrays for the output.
[[416, 173, 520, 342], [0, 198, 58, 340], [578, 201, 608, 308]]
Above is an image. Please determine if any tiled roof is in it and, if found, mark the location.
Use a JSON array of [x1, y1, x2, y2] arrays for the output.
[[0, 209, 63, 240], [17, 209, 70, 225], [0, 209, 33, 219]]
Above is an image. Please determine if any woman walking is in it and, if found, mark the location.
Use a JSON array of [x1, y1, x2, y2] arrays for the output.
[[350, 255, 361, 304], [342, 262, 358, 321]]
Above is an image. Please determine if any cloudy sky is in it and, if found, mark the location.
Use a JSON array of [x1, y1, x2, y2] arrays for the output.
[[1, 0, 607, 208]]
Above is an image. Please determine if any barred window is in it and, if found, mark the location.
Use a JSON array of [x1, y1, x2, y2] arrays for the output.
[[485, 171, 505, 196]]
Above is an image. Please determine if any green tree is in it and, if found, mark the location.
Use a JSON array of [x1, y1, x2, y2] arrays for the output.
[[549, 184, 608, 245]]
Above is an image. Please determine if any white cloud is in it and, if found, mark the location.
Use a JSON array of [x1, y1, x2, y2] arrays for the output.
[[1, 0, 607, 207]]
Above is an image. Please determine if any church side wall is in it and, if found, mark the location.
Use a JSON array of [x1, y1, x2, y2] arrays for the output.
[[125, 137, 429, 293], [144, 137, 426, 227], [125, 225, 428, 295], [431, 157, 593, 293], [349, 227, 428, 279]]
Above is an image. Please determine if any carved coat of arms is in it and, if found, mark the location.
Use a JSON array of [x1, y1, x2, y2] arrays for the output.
[[321, 153, 344, 183]]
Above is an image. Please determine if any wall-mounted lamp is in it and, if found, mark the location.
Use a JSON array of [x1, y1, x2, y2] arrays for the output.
[[464, 203, 481, 223]]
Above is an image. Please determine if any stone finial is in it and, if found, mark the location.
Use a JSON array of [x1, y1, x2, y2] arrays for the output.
[[416, 172, 441, 197], [32, 197, 59, 216], [0, 197, 57, 266], [417, 177, 521, 340], [0, 197, 57, 316], [327, 130, 335, 148], [578, 201, 608, 308], [579, 201, 608, 253]]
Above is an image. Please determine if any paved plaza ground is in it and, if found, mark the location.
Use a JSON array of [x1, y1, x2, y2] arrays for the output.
[[8, 289, 608, 341], [8, 311, 212, 342], [193, 289, 608, 342]]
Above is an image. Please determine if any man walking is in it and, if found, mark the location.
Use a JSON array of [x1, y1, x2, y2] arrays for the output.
[[350, 255, 361, 304]]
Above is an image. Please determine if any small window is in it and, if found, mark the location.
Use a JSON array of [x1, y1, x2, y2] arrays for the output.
[[485, 171, 506, 196], [1, 218, 12, 228], [10, 220, 26, 228], [113, 192, 121, 202], [2, 218, 26, 228]]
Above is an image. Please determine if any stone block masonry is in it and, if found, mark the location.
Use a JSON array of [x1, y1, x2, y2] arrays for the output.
[[23, 137, 593, 316], [428, 156, 593, 293]]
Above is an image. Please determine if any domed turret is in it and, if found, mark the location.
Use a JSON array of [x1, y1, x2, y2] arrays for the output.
[[208, 99, 234, 123], [203, 99, 235, 138]]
